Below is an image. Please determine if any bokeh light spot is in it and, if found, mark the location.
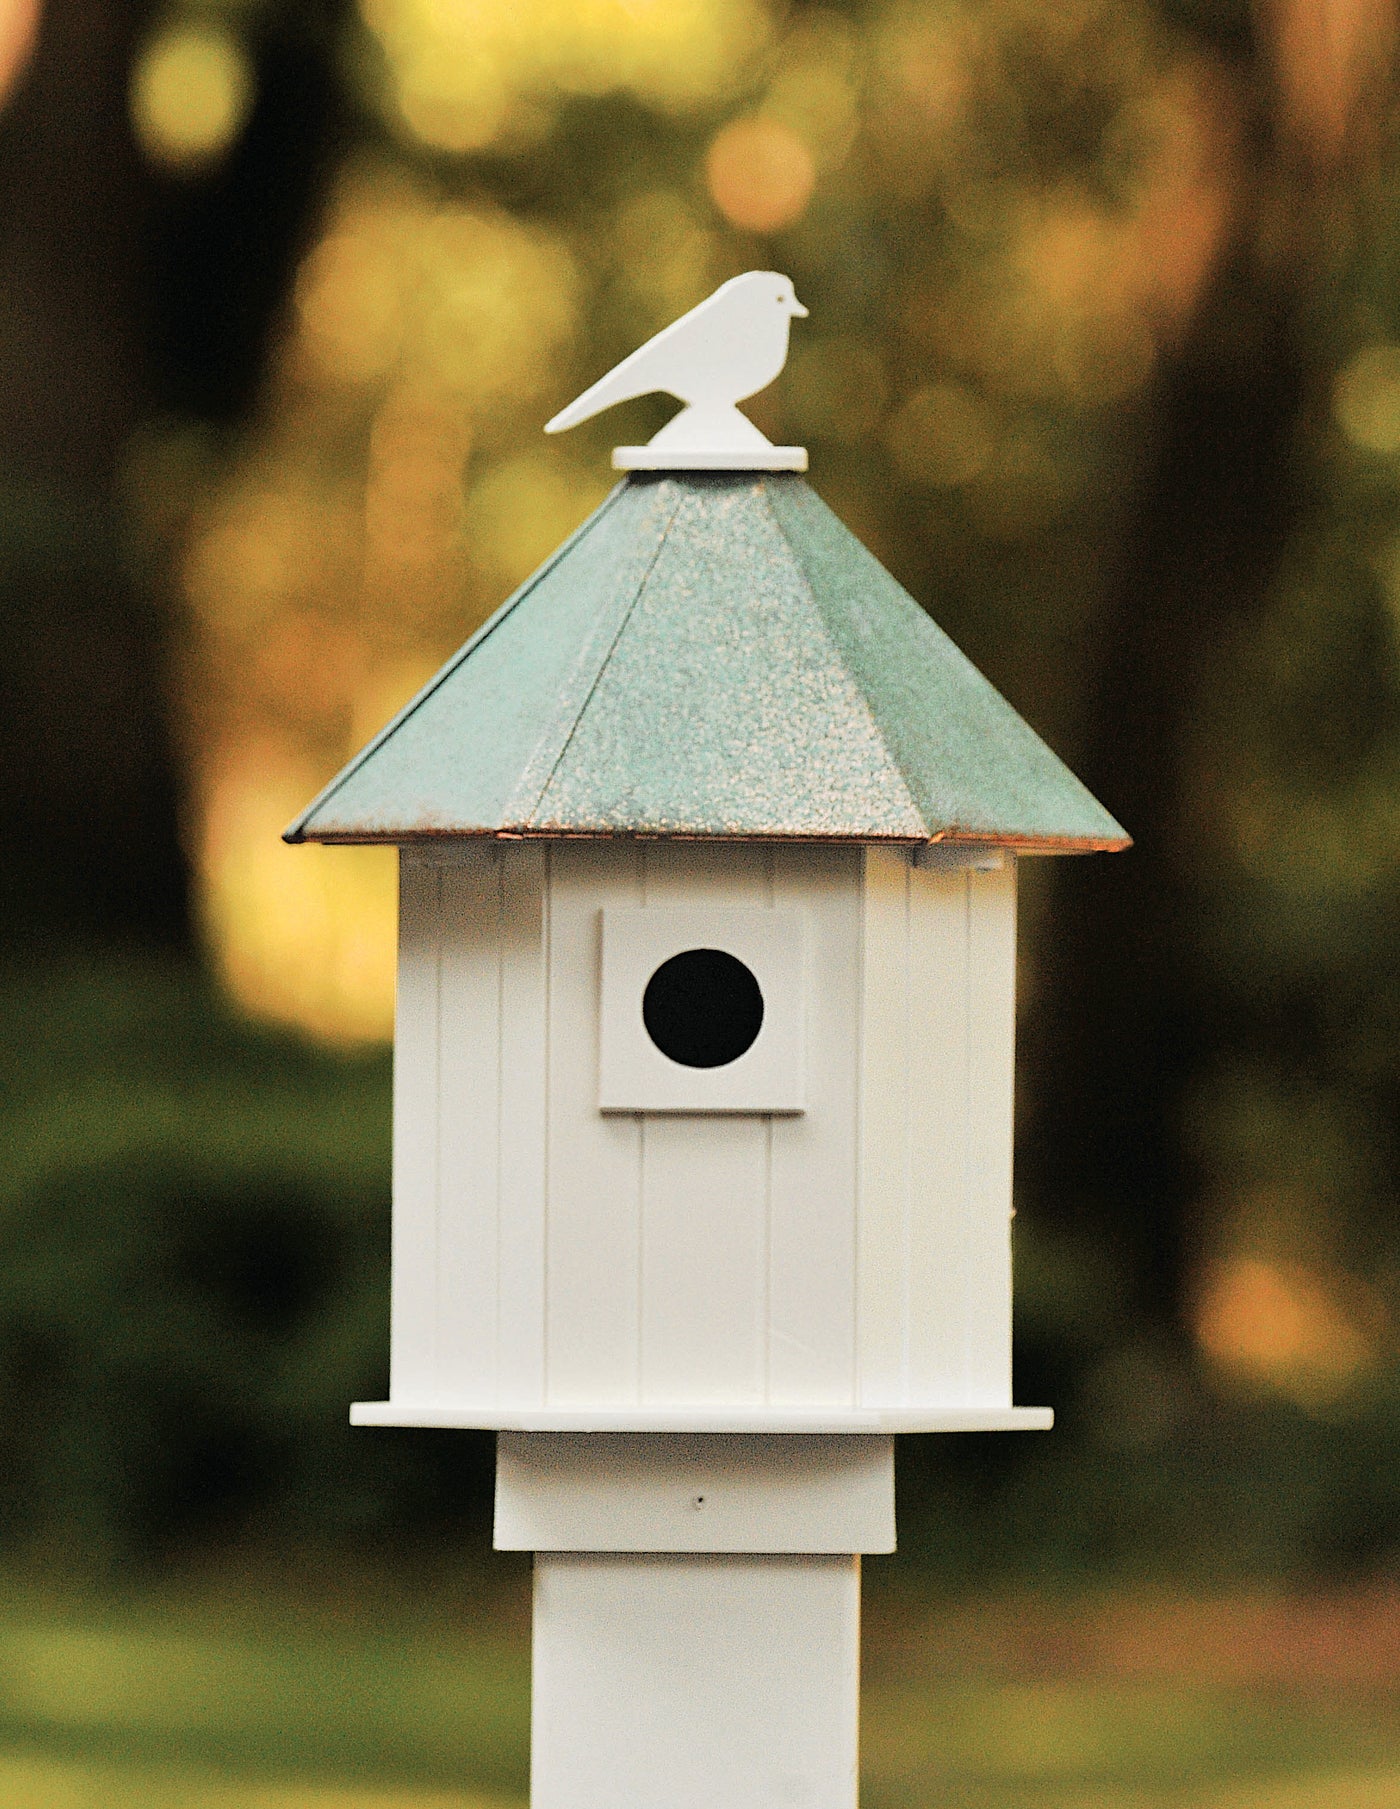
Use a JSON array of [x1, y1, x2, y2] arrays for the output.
[[295, 230, 407, 386], [614, 191, 715, 320], [393, 49, 510, 153], [787, 338, 888, 442], [706, 116, 817, 234], [200, 761, 398, 1045], [762, 12, 859, 171], [361, 0, 770, 152], [1196, 1255, 1379, 1408], [1334, 343, 1400, 454], [0, 0, 38, 111], [466, 454, 610, 588], [415, 211, 579, 402], [886, 382, 996, 487], [130, 24, 254, 174]]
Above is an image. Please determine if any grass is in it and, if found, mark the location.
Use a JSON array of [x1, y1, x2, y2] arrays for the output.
[[0, 1570, 1397, 1807], [864, 1585, 1400, 1807], [0, 1565, 528, 1809]]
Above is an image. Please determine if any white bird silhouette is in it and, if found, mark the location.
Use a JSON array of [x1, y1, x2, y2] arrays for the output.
[[545, 271, 809, 469]]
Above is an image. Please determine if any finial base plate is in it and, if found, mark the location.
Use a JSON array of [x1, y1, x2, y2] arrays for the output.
[[613, 445, 808, 471]]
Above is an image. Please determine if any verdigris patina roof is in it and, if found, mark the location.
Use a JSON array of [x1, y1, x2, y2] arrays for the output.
[[285, 473, 1128, 850]]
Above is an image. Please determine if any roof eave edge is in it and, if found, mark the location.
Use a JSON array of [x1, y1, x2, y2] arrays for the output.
[[293, 826, 1132, 851], [283, 478, 632, 844]]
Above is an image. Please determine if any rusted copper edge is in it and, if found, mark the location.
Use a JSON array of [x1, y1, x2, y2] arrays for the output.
[[285, 825, 1132, 853]]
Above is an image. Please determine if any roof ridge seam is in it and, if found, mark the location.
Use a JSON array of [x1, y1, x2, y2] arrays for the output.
[[282, 479, 631, 842], [518, 483, 684, 827], [756, 479, 929, 837]]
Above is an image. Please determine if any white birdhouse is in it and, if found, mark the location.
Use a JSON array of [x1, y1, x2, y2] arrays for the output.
[[286, 274, 1127, 1809]]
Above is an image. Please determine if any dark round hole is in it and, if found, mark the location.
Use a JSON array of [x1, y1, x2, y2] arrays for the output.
[[642, 948, 764, 1070]]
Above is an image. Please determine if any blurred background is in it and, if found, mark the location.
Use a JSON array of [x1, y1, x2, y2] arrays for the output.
[[3, 0, 1400, 1802]]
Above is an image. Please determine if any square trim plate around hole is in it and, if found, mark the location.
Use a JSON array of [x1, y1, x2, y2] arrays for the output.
[[599, 906, 806, 1113]]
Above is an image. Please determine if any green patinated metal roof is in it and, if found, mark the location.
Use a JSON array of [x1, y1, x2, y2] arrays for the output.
[[285, 473, 1128, 850]]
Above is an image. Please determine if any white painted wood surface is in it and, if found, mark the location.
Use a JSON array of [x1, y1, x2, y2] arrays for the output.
[[531, 1554, 859, 1809], [545, 838, 643, 1407], [387, 852, 440, 1403], [366, 840, 1031, 1428], [493, 1433, 894, 1552], [435, 847, 501, 1403], [768, 844, 863, 1407], [497, 844, 549, 1406], [854, 845, 908, 1409], [351, 1403, 1052, 1431], [855, 848, 1018, 1412]]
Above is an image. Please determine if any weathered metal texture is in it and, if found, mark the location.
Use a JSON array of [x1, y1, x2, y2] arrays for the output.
[[285, 473, 1128, 850]]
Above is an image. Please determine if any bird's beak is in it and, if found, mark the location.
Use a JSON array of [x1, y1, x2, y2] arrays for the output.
[[790, 296, 809, 317]]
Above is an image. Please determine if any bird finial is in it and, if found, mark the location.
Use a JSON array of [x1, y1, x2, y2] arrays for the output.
[[545, 271, 809, 472]]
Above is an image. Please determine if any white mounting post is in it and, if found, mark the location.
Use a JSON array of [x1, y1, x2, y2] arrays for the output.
[[532, 1555, 861, 1809], [497, 1433, 894, 1809]]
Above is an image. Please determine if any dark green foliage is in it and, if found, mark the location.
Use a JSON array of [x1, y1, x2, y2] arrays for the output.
[[891, 1220, 1400, 1587], [0, 957, 495, 1569]]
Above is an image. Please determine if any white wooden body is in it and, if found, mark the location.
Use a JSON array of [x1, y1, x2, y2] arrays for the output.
[[351, 839, 1043, 1432], [532, 1553, 860, 1809]]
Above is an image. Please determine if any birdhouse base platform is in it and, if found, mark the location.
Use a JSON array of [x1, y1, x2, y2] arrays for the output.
[[349, 1401, 1054, 1433], [611, 445, 809, 470]]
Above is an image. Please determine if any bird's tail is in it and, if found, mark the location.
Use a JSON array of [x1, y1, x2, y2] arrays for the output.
[[545, 332, 667, 433], [543, 393, 599, 434], [544, 372, 632, 434]]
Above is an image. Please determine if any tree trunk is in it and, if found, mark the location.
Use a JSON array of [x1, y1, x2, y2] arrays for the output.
[[0, 0, 189, 949], [1022, 237, 1311, 1334]]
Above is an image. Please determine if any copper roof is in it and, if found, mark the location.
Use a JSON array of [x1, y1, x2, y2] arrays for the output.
[[286, 473, 1128, 851]]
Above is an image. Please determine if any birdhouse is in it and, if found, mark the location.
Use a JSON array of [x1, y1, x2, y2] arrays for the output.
[[286, 274, 1127, 1809]]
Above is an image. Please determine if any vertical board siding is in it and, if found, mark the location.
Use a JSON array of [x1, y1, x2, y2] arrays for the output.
[[391, 852, 443, 1401], [856, 847, 911, 1406], [637, 843, 770, 1404], [905, 860, 973, 1404], [496, 843, 549, 1406], [436, 847, 504, 1402], [636, 1119, 768, 1404], [544, 841, 644, 1405], [768, 845, 862, 1406], [856, 848, 1018, 1410], [961, 861, 1017, 1403], [396, 845, 550, 1412]]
